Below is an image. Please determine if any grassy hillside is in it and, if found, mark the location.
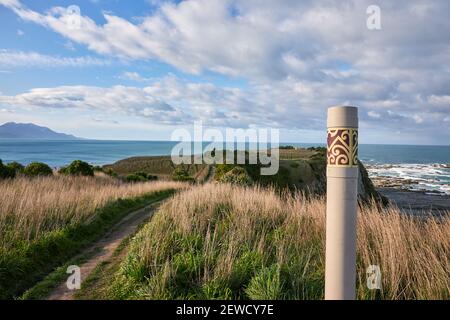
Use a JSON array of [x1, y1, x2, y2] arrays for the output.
[[0, 175, 185, 299], [103, 148, 319, 183], [103, 156, 210, 181], [103, 147, 379, 200], [102, 184, 449, 300]]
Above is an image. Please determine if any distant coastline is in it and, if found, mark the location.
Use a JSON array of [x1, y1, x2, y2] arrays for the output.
[[0, 122, 82, 140]]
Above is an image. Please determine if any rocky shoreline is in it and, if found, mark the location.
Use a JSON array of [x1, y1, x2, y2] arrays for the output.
[[377, 187, 449, 216], [368, 163, 450, 193], [372, 176, 449, 216]]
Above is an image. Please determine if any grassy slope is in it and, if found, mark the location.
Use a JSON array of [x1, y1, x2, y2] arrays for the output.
[[213, 148, 326, 192], [0, 190, 176, 299], [103, 156, 208, 180], [102, 149, 319, 186], [214, 148, 380, 201], [103, 148, 378, 200], [96, 184, 449, 300]]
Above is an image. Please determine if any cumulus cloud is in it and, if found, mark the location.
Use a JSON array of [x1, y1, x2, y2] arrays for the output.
[[2, 0, 449, 78], [0, 83, 188, 124], [0, 76, 328, 128], [1, 76, 447, 140], [1, 0, 449, 142]]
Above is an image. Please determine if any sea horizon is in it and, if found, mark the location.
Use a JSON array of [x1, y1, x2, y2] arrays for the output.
[[1, 137, 449, 147], [1, 139, 449, 165]]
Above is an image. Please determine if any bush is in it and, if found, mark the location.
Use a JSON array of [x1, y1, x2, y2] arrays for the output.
[[214, 164, 235, 181], [125, 172, 158, 183], [125, 174, 147, 183], [104, 168, 118, 178], [0, 160, 16, 179], [172, 167, 194, 182], [6, 162, 25, 174], [279, 145, 295, 150], [23, 162, 53, 177], [135, 172, 157, 180], [60, 160, 94, 176], [219, 166, 253, 186]]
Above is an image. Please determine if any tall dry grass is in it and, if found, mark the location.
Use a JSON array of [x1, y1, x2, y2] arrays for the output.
[[0, 175, 185, 249], [118, 183, 449, 300]]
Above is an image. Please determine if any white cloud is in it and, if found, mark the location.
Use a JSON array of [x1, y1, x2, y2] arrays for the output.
[[368, 111, 381, 119], [0, 83, 187, 124], [1, 74, 449, 143], [0, 49, 110, 68], [3, 0, 449, 79], [1, 0, 449, 143], [428, 95, 450, 107], [0, 76, 324, 128], [413, 114, 424, 124], [118, 71, 151, 82]]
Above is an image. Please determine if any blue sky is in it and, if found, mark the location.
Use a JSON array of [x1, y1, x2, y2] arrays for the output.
[[0, 0, 449, 144]]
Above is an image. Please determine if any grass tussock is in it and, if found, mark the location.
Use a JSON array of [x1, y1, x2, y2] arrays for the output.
[[111, 183, 449, 300], [0, 175, 186, 298], [0, 175, 185, 247]]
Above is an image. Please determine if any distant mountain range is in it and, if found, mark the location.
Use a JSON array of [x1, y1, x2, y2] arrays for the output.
[[0, 122, 81, 140]]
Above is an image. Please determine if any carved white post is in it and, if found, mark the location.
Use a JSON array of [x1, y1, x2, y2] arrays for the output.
[[325, 106, 359, 300]]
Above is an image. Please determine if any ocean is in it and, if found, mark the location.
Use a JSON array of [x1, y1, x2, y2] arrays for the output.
[[1, 139, 449, 194]]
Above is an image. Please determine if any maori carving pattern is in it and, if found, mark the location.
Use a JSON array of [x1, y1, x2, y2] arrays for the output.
[[327, 128, 358, 167]]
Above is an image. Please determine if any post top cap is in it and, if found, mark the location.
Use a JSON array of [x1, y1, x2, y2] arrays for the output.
[[327, 105, 358, 128], [328, 105, 358, 112]]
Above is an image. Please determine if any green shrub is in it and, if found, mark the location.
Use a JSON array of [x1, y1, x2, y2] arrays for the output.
[[141, 172, 157, 181], [60, 160, 94, 176], [125, 174, 147, 183], [57, 166, 67, 175], [172, 167, 194, 182], [134, 172, 158, 180], [214, 164, 235, 181], [218, 166, 253, 186], [104, 168, 118, 178], [6, 162, 24, 175], [23, 162, 53, 177], [0, 160, 16, 179], [125, 172, 158, 183]]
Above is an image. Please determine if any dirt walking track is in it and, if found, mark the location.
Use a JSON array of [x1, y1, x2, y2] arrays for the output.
[[47, 202, 161, 300]]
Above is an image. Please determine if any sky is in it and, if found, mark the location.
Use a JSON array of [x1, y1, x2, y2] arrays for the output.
[[0, 0, 449, 144]]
